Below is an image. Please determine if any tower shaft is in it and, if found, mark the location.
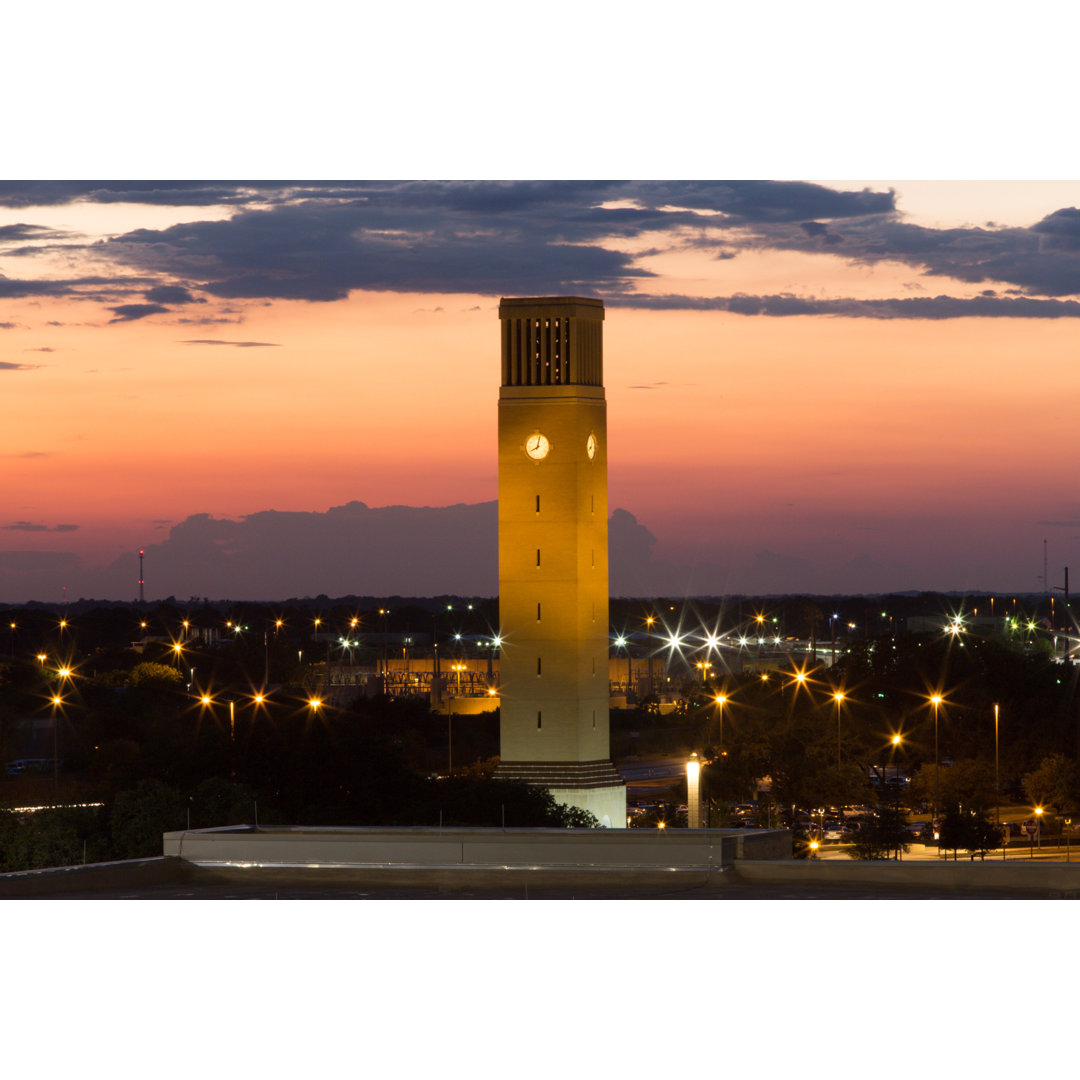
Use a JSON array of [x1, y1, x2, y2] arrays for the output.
[[495, 297, 625, 826]]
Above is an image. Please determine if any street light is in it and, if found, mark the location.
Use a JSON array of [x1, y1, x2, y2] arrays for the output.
[[50, 691, 63, 798], [714, 694, 727, 751], [686, 752, 701, 829], [929, 694, 943, 823], [993, 703, 1000, 830], [833, 690, 845, 772]]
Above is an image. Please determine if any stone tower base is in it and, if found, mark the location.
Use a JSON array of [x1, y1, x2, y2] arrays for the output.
[[495, 760, 627, 829]]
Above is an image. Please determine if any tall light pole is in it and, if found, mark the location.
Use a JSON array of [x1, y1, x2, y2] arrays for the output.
[[993, 703, 1000, 829], [715, 693, 727, 751], [447, 694, 453, 777], [686, 752, 701, 829], [51, 692, 62, 799], [833, 690, 845, 772], [930, 694, 943, 824]]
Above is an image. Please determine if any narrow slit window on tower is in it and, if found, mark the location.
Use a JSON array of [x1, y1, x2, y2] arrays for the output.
[[592, 709, 596, 730], [537, 602, 541, 621], [536, 548, 541, 566], [592, 656, 596, 675], [591, 549, 595, 568], [537, 656, 542, 676], [535, 494, 540, 514], [537, 711, 542, 730], [590, 495, 594, 514]]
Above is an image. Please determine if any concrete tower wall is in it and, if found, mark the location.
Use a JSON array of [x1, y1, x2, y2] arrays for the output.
[[495, 297, 625, 826]]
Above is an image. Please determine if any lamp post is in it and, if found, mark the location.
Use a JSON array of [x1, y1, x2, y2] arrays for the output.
[[833, 690, 845, 772], [447, 694, 453, 777], [686, 752, 701, 829], [993, 703, 1000, 830], [889, 733, 902, 860], [614, 635, 629, 695], [51, 692, 62, 799], [930, 694, 943, 824]]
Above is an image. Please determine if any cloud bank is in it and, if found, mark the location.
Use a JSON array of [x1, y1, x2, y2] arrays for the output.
[[1, 181, 1078, 319]]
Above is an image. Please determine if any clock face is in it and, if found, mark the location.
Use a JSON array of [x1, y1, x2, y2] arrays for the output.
[[525, 432, 550, 460], [586, 433, 597, 460]]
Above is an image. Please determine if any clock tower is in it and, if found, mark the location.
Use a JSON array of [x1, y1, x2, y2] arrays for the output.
[[494, 296, 626, 827]]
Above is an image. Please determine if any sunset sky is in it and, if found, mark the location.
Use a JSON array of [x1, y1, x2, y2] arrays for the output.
[[4, 178, 1080, 602]]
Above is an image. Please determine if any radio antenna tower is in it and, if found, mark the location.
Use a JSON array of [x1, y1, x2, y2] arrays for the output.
[[138, 549, 145, 605]]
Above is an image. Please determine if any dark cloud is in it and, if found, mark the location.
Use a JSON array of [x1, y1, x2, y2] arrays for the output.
[[1031, 207, 1080, 250], [0, 361, 38, 371], [145, 284, 204, 304], [0, 223, 73, 243], [102, 197, 651, 302], [0, 181, 293, 208], [0, 274, 151, 298], [0, 322, 16, 329], [85, 181, 893, 304], [2, 181, 1078, 318], [180, 339, 279, 347], [0, 550, 81, 571], [107, 303, 171, 322], [751, 213, 1080, 298], [3, 520, 77, 532], [35, 501, 689, 601], [641, 180, 897, 223], [612, 292, 1080, 318], [25, 347, 55, 352]]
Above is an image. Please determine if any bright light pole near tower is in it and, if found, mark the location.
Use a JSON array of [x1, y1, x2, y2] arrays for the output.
[[686, 753, 701, 829]]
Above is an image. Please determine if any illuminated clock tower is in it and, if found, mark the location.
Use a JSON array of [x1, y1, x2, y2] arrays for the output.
[[494, 296, 626, 827]]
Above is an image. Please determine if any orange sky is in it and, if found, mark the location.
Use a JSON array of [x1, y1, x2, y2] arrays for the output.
[[3, 181, 1080, 600]]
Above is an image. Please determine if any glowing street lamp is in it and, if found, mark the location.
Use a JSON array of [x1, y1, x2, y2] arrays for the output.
[[930, 693, 944, 819], [50, 691, 64, 796], [686, 753, 702, 829], [714, 693, 727, 750], [833, 690, 845, 772]]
